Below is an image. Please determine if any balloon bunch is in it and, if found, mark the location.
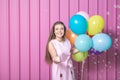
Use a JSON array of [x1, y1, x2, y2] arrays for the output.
[[66, 11, 112, 62]]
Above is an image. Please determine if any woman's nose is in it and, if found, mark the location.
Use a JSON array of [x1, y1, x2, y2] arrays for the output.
[[58, 30, 61, 32]]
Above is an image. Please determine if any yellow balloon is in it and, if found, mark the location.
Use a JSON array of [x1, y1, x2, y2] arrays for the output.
[[88, 15, 104, 35], [72, 51, 88, 62]]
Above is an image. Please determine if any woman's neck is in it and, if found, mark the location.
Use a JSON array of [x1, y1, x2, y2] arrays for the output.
[[56, 37, 63, 42]]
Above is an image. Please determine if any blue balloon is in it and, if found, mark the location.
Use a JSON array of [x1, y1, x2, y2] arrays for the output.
[[75, 34, 93, 52], [92, 33, 112, 52], [69, 14, 88, 35]]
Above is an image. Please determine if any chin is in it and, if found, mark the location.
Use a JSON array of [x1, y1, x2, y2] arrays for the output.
[[58, 35, 64, 38], [56, 36, 62, 39], [58, 36, 63, 38]]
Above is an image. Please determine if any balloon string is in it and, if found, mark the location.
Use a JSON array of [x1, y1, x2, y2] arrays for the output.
[[81, 60, 85, 80]]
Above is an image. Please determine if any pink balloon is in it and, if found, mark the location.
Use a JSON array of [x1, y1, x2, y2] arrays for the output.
[[76, 11, 89, 21]]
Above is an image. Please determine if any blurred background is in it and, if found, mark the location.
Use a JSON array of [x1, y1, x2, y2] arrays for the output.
[[0, 0, 120, 80]]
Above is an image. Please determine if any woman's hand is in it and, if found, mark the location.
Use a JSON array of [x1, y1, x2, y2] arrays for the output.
[[53, 56, 60, 64], [71, 47, 79, 54]]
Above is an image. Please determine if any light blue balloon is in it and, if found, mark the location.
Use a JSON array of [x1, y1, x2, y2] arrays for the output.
[[75, 34, 93, 52], [69, 14, 88, 35], [92, 33, 112, 52]]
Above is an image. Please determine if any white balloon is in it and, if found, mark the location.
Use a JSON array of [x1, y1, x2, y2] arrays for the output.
[[76, 11, 89, 21]]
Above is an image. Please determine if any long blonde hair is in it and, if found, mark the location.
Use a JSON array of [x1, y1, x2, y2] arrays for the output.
[[45, 21, 66, 64]]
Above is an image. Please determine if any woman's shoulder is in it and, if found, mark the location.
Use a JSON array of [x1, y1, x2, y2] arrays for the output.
[[65, 38, 71, 45], [48, 39, 56, 48], [49, 39, 56, 45], [65, 38, 70, 42], [64, 38, 72, 49]]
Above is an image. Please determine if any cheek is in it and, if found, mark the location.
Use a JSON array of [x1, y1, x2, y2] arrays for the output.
[[54, 32, 57, 35], [54, 31, 58, 35], [62, 30, 64, 34]]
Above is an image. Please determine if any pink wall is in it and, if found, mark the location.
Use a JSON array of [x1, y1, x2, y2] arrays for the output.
[[0, 0, 120, 80]]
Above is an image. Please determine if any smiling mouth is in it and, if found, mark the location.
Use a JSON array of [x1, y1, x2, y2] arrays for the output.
[[57, 32, 63, 35]]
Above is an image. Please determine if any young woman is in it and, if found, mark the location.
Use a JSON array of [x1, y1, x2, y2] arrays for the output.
[[45, 21, 75, 80]]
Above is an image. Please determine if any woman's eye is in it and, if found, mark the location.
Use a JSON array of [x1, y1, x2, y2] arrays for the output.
[[59, 28, 64, 30], [55, 27, 64, 31], [61, 28, 64, 30], [55, 28, 58, 30]]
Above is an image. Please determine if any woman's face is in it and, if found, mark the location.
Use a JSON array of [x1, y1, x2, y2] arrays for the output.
[[54, 24, 64, 39]]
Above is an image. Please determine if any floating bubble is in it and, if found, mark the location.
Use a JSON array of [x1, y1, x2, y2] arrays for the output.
[[113, 5, 120, 8], [108, 32, 112, 35], [115, 39, 118, 42], [117, 25, 120, 29], [105, 64, 107, 67], [94, 62, 97, 65], [118, 71, 120, 73], [117, 15, 120, 20], [113, 5, 117, 8], [109, 66, 112, 69], [97, 61, 100, 63], [114, 52, 118, 56], [107, 11, 110, 15], [103, 60, 105, 62], [108, 61, 111, 64]]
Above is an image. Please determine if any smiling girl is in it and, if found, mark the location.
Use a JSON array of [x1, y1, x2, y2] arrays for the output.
[[45, 21, 75, 80]]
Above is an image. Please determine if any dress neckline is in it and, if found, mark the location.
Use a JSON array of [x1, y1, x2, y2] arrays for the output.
[[54, 39, 65, 44]]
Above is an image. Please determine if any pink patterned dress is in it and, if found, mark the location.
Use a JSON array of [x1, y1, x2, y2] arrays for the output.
[[51, 38, 75, 80]]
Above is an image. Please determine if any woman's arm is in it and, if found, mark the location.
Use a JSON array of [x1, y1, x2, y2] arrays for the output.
[[48, 41, 60, 63]]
